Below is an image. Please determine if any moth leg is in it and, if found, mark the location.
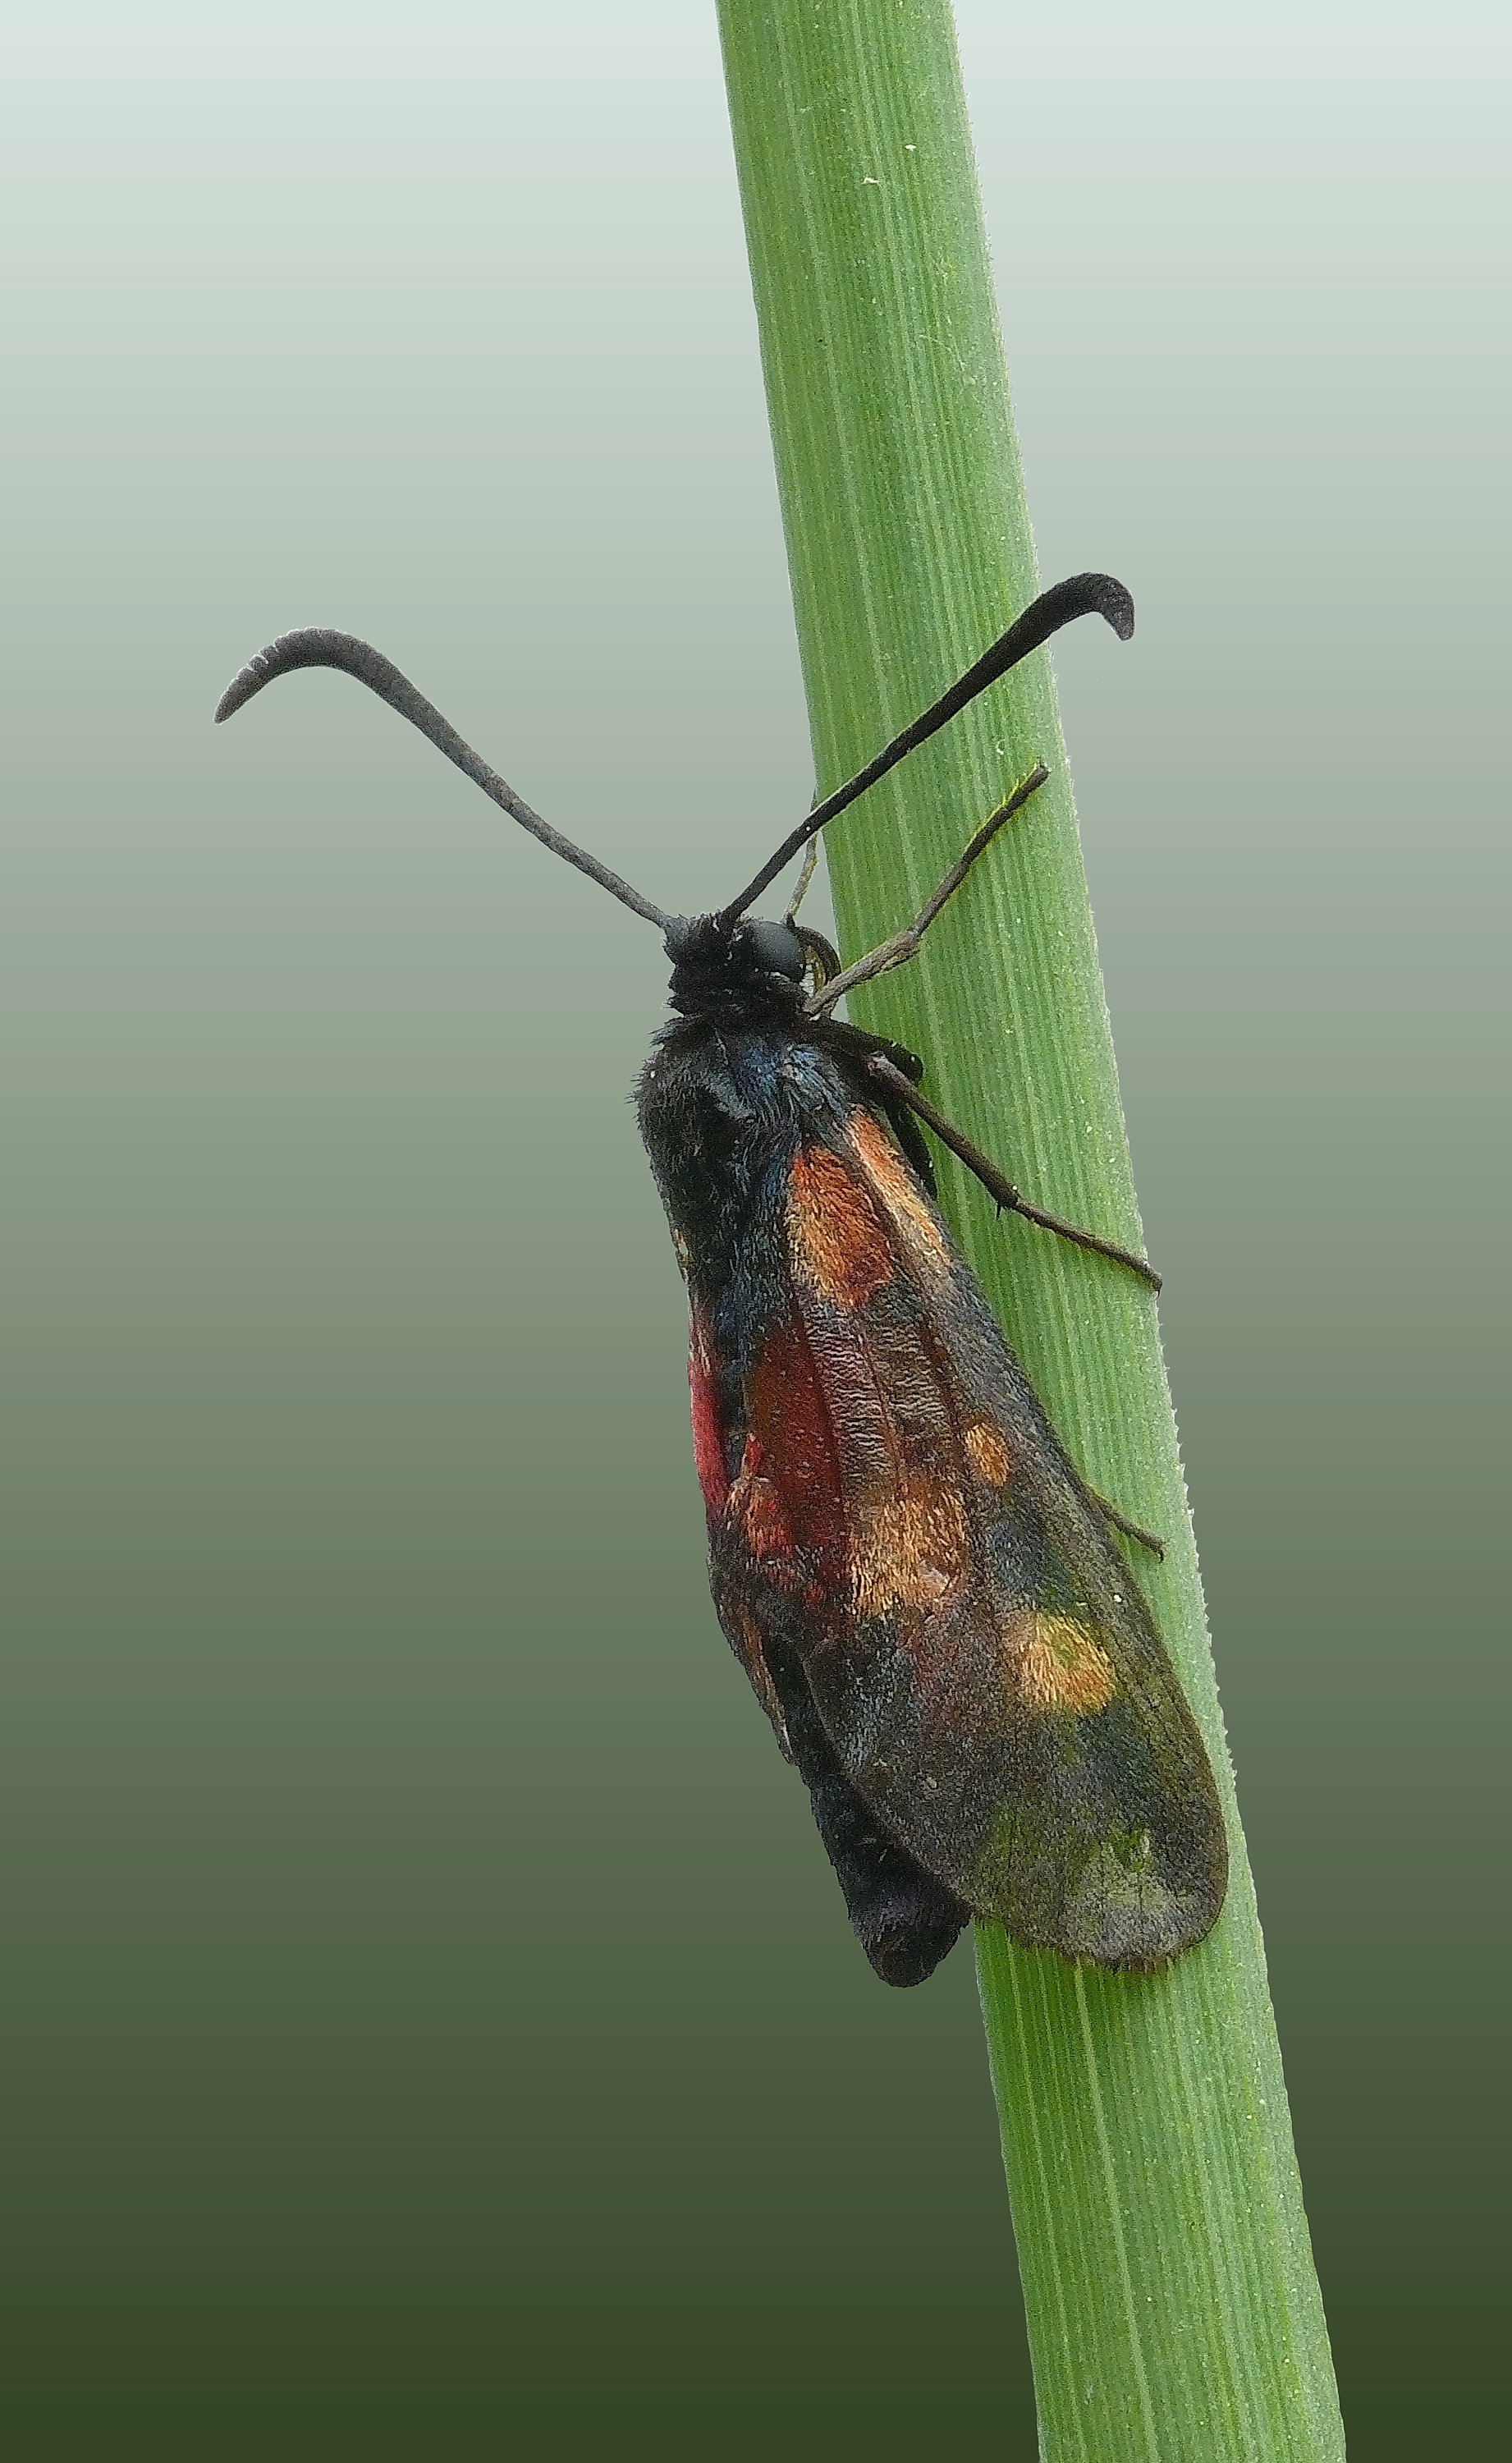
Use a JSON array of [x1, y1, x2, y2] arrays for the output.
[[781, 832, 821, 924], [880, 1093, 937, 1196], [1083, 1484, 1166, 1558], [796, 762, 1159, 1287], [804, 764, 1049, 1016], [816, 1014, 924, 1081], [865, 1053, 1162, 1291]]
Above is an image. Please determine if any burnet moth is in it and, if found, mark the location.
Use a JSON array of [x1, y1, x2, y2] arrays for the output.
[[216, 573, 1227, 1986]]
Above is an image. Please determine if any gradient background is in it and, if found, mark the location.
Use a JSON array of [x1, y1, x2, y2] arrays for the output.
[[4, 4, 1505, 2453]]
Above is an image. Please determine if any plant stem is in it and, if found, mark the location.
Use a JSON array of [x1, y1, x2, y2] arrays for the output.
[[715, 5, 1345, 2456]]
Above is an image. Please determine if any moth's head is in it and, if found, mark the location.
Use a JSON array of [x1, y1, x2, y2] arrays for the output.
[[663, 913, 837, 1017]]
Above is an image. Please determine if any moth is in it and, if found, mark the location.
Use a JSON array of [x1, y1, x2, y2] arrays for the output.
[[216, 574, 1227, 1984]]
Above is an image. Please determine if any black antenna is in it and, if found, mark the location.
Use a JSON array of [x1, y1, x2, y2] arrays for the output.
[[214, 629, 675, 933], [717, 572, 1134, 926]]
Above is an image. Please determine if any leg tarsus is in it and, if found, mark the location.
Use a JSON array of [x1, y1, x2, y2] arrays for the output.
[[1086, 1486, 1166, 1558]]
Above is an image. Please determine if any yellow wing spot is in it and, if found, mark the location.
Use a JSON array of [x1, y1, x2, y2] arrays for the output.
[[847, 1111, 951, 1283], [1004, 1610, 1116, 1714], [850, 1478, 969, 1623], [964, 1420, 1013, 1486]]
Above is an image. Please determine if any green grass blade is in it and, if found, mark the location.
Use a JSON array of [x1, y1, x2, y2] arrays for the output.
[[715, 6, 1345, 2456]]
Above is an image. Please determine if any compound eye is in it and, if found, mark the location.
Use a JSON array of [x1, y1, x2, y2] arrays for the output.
[[740, 918, 806, 980]]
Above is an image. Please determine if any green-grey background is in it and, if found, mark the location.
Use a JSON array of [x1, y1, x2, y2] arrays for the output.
[[4, 3, 1504, 2453]]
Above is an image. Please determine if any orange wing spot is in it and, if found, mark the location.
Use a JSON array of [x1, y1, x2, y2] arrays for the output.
[[847, 1109, 951, 1282], [964, 1420, 1014, 1486], [850, 1475, 970, 1623], [787, 1143, 896, 1308], [1003, 1610, 1116, 1714]]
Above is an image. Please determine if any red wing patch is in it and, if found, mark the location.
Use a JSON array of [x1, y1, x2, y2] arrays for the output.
[[730, 1316, 848, 1611], [690, 1305, 795, 1747]]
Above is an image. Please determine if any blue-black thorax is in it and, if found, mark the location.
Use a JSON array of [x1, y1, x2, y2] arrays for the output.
[[635, 911, 861, 1378]]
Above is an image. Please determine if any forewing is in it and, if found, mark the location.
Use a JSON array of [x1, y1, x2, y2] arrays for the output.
[[740, 1105, 1226, 1968]]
